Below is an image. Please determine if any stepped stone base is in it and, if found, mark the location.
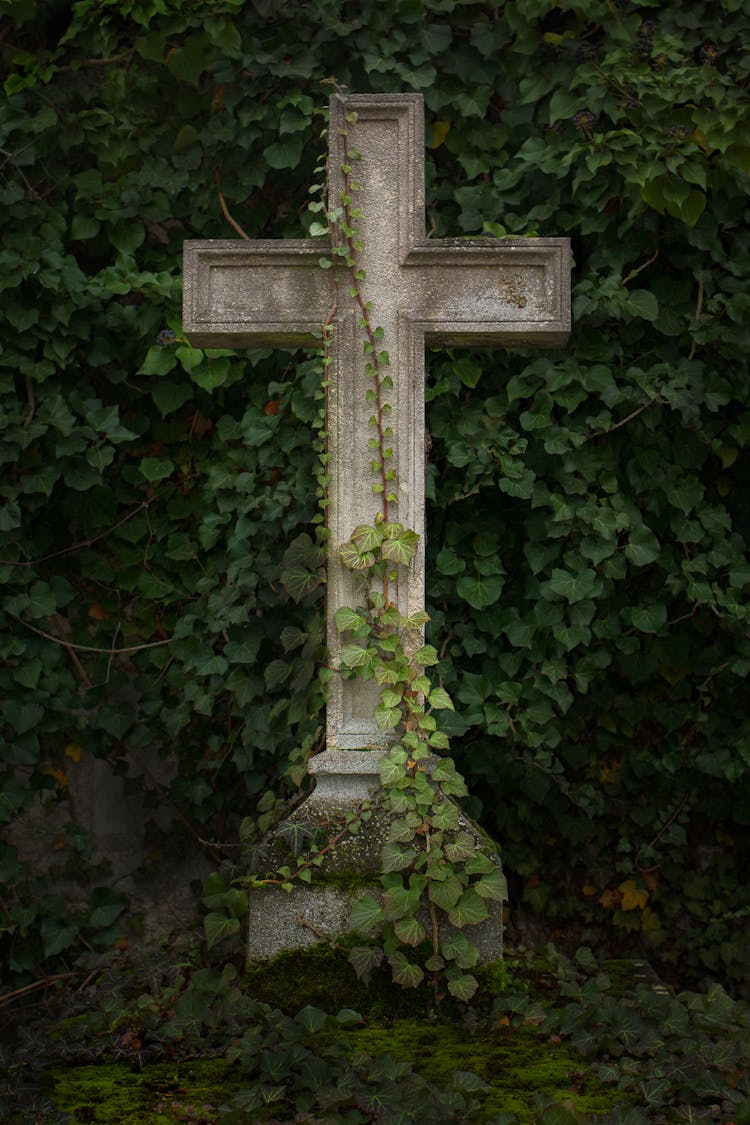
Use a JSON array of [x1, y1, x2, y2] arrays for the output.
[[246, 753, 504, 965], [246, 881, 504, 964]]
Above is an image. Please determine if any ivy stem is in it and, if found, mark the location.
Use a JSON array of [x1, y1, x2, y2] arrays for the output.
[[338, 124, 391, 524], [424, 824, 440, 959]]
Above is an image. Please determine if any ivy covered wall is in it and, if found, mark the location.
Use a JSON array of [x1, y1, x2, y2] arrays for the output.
[[1, 0, 748, 995]]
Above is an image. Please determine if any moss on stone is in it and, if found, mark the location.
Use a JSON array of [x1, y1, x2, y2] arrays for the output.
[[244, 939, 429, 1019]]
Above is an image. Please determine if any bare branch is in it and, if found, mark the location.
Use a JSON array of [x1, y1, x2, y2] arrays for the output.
[[9, 614, 172, 655], [214, 170, 251, 240]]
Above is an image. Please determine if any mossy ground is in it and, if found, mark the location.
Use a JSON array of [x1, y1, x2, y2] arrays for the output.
[[36, 1059, 241, 1125], [31, 948, 627, 1124], [37, 1023, 625, 1124], [337, 1020, 625, 1122]]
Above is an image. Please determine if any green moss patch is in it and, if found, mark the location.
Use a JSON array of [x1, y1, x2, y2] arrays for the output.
[[245, 940, 428, 1019], [42, 1059, 241, 1125], [338, 1020, 627, 1122]]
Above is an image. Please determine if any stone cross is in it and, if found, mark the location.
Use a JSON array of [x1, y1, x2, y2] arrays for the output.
[[183, 92, 570, 807]]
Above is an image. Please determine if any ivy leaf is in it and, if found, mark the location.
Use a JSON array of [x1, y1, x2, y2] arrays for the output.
[[137, 454, 173, 481], [625, 525, 660, 566], [452, 1066, 488, 1090], [204, 912, 240, 950], [41, 917, 79, 958], [374, 663, 402, 684], [340, 643, 371, 669], [429, 875, 463, 911], [431, 802, 460, 830], [447, 974, 479, 1002], [295, 1005, 328, 1033], [264, 660, 290, 690], [440, 931, 479, 969], [280, 626, 306, 653], [456, 572, 504, 609], [475, 869, 509, 902], [428, 686, 454, 711], [265, 136, 304, 169], [393, 914, 426, 947], [379, 688, 403, 709], [379, 754, 406, 786], [4, 702, 44, 734], [383, 884, 421, 921], [436, 547, 466, 576], [381, 528, 420, 565], [334, 606, 367, 632], [339, 540, 375, 570], [387, 951, 424, 988], [281, 533, 323, 601], [351, 524, 384, 551], [624, 289, 659, 322], [464, 853, 498, 876], [374, 704, 400, 729], [349, 895, 384, 934], [139, 346, 178, 376], [448, 889, 490, 929], [630, 604, 667, 633], [335, 1008, 364, 1026], [542, 568, 598, 604], [348, 945, 383, 979], [382, 843, 417, 872]]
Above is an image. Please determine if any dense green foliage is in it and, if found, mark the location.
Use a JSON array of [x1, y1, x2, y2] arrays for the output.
[[1, 0, 749, 995]]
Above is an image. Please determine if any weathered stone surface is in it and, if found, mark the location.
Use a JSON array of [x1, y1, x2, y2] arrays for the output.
[[247, 792, 504, 963], [184, 92, 570, 767], [246, 881, 504, 964], [183, 92, 570, 966]]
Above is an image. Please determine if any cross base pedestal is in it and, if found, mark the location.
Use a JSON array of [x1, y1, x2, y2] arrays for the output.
[[246, 784, 505, 966]]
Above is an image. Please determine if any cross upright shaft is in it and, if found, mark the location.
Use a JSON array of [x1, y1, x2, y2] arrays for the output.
[[183, 92, 570, 787]]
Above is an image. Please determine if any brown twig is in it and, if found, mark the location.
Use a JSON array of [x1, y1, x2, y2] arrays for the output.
[[622, 247, 659, 286], [214, 170, 251, 240], [22, 374, 36, 429], [688, 278, 704, 360], [0, 142, 38, 196], [9, 614, 172, 655], [638, 794, 690, 873], [297, 918, 341, 947], [666, 604, 700, 628], [0, 973, 77, 1010], [424, 826, 440, 958], [0, 499, 151, 567], [57, 49, 135, 73], [587, 399, 656, 439], [47, 613, 93, 688]]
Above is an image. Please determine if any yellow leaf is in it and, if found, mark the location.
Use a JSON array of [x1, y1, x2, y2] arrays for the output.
[[582, 882, 597, 896], [65, 743, 82, 762], [619, 879, 649, 911], [693, 128, 713, 154], [427, 120, 450, 149], [46, 767, 69, 789], [641, 906, 662, 932], [659, 665, 689, 686]]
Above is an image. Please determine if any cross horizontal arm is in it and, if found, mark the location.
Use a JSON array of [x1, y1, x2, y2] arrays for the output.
[[404, 240, 570, 347], [183, 240, 333, 349]]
